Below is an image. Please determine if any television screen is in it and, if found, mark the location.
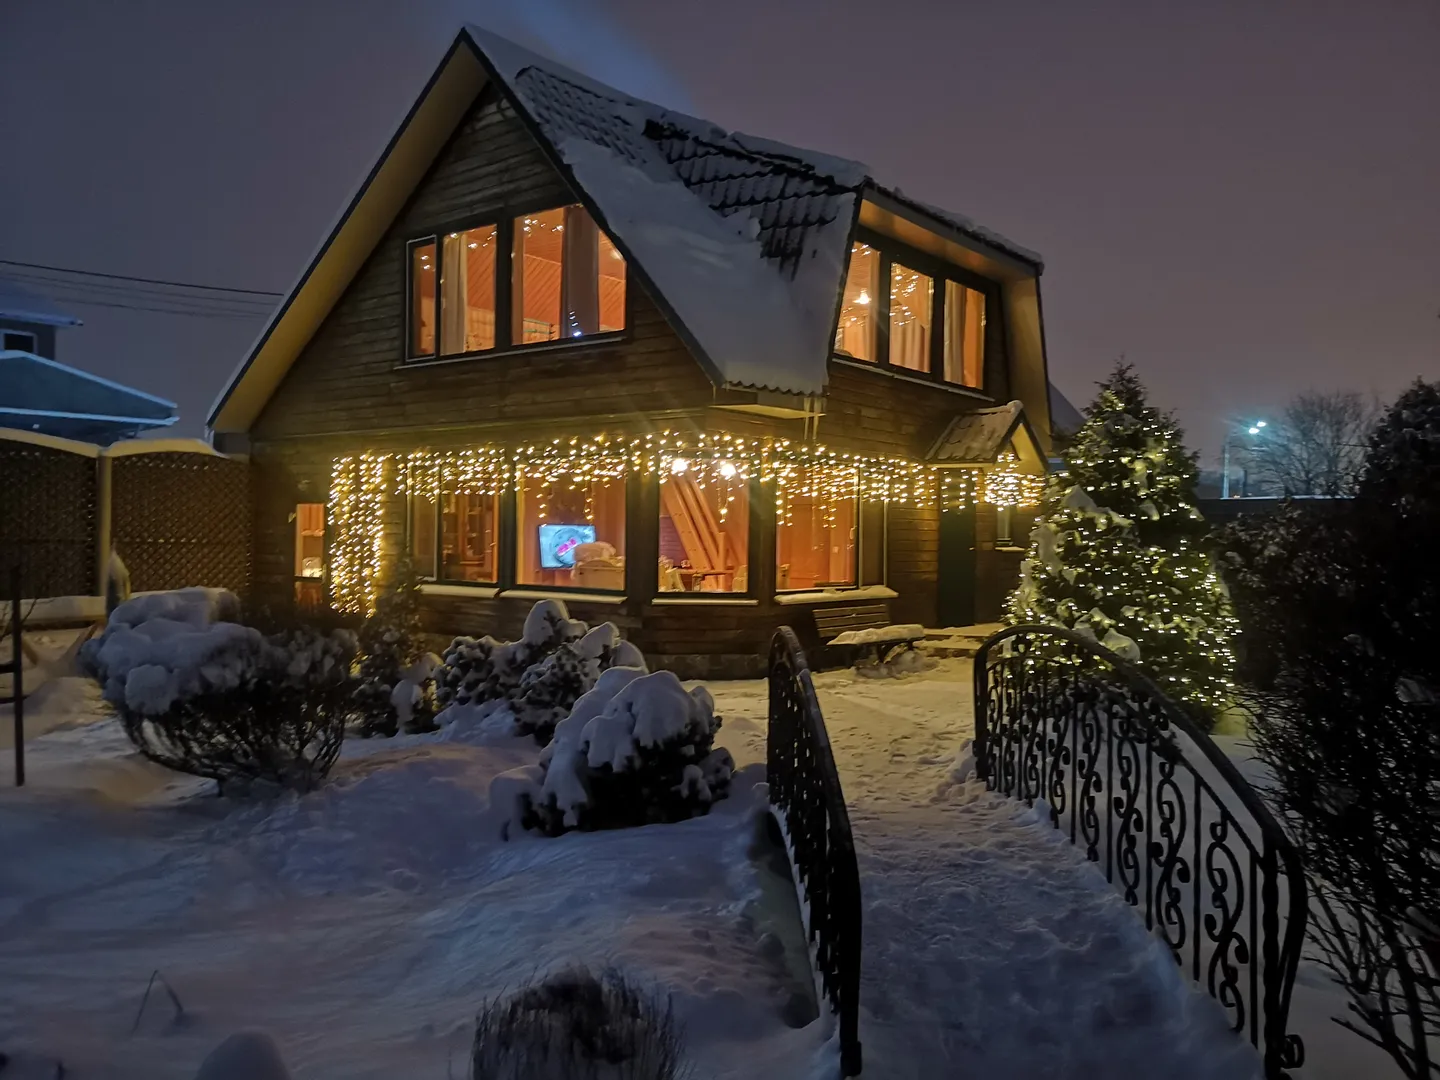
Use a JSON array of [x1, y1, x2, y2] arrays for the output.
[[538, 523, 597, 569]]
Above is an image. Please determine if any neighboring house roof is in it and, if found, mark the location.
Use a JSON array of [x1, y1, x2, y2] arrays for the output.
[[208, 25, 1044, 433], [0, 350, 177, 443], [927, 400, 1046, 472], [0, 278, 83, 328], [1048, 382, 1085, 439]]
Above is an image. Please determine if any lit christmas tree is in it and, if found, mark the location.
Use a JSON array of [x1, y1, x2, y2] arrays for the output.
[[1008, 365, 1237, 721]]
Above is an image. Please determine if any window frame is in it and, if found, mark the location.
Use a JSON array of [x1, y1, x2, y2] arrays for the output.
[[409, 489, 503, 588], [832, 228, 1000, 392], [402, 201, 630, 366], [774, 474, 864, 594], [292, 501, 327, 610]]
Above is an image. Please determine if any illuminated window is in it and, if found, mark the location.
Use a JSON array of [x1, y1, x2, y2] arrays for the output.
[[833, 243, 879, 361], [516, 474, 627, 589], [410, 493, 437, 578], [512, 205, 626, 345], [943, 281, 985, 388], [658, 462, 750, 593], [293, 502, 325, 609], [408, 238, 436, 357], [294, 503, 325, 579], [440, 492, 501, 582], [889, 261, 933, 373], [440, 225, 497, 355], [775, 466, 857, 591]]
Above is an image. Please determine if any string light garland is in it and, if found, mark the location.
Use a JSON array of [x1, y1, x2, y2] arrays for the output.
[[327, 429, 1043, 614]]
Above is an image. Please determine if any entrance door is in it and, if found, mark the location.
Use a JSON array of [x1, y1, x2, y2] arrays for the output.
[[937, 505, 976, 628]]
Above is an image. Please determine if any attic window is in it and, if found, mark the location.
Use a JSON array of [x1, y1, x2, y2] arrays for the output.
[[2, 330, 36, 352], [440, 226, 497, 355], [407, 238, 437, 358], [512, 205, 626, 344], [834, 244, 878, 361]]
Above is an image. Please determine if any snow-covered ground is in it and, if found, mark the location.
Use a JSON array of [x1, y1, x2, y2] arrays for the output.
[[0, 649, 1396, 1078]]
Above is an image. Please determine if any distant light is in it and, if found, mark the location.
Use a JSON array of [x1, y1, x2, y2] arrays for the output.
[[1256, 420, 1267, 428], [718, 460, 737, 479], [572, 329, 583, 337], [1248, 427, 1260, 435], [856, 289, 871, 306], [671, 458, 690, 475]]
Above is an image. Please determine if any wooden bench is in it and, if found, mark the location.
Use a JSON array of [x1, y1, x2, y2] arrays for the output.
[[813, 603, 925, 666]]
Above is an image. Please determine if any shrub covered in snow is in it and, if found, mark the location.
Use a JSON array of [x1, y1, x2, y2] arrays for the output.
[[435, 600, 645, 744], [508, 668, 734, 836], [354, 557, 434, 737], [86, 588, 359, 792], [118, 622, 359, 793], [471, 966, 688, 1080]]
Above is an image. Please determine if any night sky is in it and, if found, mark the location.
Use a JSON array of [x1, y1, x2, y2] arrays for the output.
[[2, 0, 1435, 460]]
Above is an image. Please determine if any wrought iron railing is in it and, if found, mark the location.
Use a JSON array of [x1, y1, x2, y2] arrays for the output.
[[974, 624, 1306, 1078], [767, 626, 862, 1078]]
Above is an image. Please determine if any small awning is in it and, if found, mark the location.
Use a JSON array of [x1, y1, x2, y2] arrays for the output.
[[927, 400, 1046, 472]]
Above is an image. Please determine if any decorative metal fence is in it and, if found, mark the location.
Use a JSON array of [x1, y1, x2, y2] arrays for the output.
[[767, 626, 862, 1078], [974, 624, 1307, 1078]]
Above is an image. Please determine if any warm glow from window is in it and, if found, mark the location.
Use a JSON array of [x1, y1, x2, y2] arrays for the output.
[[441, 492, 500, 582], [516, 474, 627, 589], [410, 493, 437, 578], [513, 205, 626, 344], [944, 281, 985, 388], [889, 261, 933, 373], [409, 240, 436, 357], [658, 471, 749, 593], [834, 243, 879, 361], [776, 467, 857, 591], [294, 503, 325, 579], [440, 225, 497, 355]]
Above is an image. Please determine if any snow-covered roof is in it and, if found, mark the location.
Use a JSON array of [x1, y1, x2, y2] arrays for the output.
[[467, 24, 1041, 395], [209, 24, 1045, 431], [0, 278, 83, 328]]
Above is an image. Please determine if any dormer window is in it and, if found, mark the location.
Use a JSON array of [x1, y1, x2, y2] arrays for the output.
[[405, 204, 626, 362], [3, 330, 37, 353], [833, 236, 989, 390]]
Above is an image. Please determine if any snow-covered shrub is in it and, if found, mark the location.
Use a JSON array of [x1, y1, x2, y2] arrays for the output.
[[434, 600, 645, 744], [117, 621, 359, 794], [517, 669, 734, 836], [354, 556, 432, 737], [471, 966, 688, 1080]]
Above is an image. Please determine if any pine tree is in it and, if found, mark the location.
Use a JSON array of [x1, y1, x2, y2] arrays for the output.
[[1008, 364, 1238, 721], [354, 555, 428, 736]]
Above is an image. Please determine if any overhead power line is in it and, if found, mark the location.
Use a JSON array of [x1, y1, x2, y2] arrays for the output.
[[0, 256, 284, 297]]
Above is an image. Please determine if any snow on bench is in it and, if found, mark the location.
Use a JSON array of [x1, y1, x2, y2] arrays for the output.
[[827, 624, 926, 647]]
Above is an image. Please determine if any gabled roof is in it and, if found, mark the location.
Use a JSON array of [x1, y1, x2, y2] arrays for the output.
[[0, 350, 177, 443], [209, 24, 1044, 433], [0, 278, 83, 328], [927, 401, 1046, 472]]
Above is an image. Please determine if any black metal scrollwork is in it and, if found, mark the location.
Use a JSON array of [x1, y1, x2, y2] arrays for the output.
[[767, 627, 863, 1078], [974, 625, 1307, 1079]]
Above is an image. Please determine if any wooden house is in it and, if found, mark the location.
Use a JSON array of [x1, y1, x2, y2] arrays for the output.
[[207, 25, 1053, 675]]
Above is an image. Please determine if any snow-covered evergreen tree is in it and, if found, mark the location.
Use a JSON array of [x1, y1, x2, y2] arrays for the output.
[[354, 555, 430, 736], [1008, 365, 1238, 720]]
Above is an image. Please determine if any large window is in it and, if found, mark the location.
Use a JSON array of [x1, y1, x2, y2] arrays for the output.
[[889, 262, 933, 373], [943, 280, 985, 389], [832, 235, 990, 389], [834, 243, 879, 361], [658, 465, 750, 593], [516, 474, 626, 590], [776, 467, 857, 591], [406, 205, 625, 361], [293, 502, 325, 610], [440, 226, 497, 355], [512, 205, 626, 344], [410, 491, 501, 583]]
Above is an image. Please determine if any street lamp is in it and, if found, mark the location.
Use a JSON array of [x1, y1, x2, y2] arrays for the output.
[[1222, 420, 1267, 499]]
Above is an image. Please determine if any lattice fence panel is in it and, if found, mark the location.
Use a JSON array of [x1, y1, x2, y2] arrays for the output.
[[0, 441, 97, 597], [111, 453, 253, 594]]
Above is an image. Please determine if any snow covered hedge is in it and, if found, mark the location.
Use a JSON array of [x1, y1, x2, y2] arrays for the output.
[[495, 667, 734, 837], [435, 600, 645, 744], [83, 589, 360, 793], [471, 966, 686, 1080]]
